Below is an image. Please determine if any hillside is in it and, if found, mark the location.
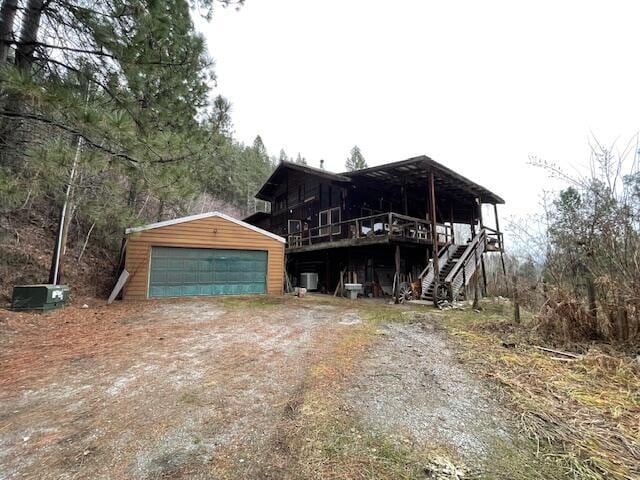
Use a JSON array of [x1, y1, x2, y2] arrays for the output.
[[0, 196, 245, 305], [0, 209, 114, 305]]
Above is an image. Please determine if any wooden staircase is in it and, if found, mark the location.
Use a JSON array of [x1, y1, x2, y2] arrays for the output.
[[422, 244, 467, 301], [421, 228, 489, 304]]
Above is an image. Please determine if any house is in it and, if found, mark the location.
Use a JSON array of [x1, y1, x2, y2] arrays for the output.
[[121, 212, 285, 300], [244, 155, 505, 302]]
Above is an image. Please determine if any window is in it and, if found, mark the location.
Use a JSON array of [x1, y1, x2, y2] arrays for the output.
[[319, 207, 340, 236], [288, 219, 301, 234], [275, 194, 287, 212], [360, 207, 373, 235], [319, 210, 329, 236], [288, 219, 302, 246], [298, 184, 305, 202], [330, 207, 341, 234]]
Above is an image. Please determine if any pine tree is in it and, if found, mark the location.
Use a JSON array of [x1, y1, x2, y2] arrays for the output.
[[252, 135, 267, 159], [0, 0, 279, 285], [295, 152, 307, 165], [346, 145, 367, 171]]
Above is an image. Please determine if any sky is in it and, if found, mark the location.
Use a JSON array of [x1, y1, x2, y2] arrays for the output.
[[197, 0, 640, 225]]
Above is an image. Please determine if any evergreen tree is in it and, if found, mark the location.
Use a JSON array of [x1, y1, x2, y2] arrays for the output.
[[210, 95, 233, 136], [295, 152, 307, 165], [279, 149, 288, 163], [346, 145, 367, 171], [252, 135, 267, 159], [0, 0, 278, 285]]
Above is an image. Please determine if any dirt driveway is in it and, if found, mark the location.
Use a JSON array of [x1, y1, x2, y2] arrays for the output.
[[0, 296, 558, 479]]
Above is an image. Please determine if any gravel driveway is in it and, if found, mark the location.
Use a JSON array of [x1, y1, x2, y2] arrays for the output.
[[344, 320, 511, 459], [0, 297, 527, 479], [0, 297, 358, 479]]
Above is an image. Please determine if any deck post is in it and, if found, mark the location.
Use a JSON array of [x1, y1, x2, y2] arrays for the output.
[[402, 182, 408, 215], [470, 203, 476, 238], [494, 202, 509, 295], [429, 171, 439, 302], [477, 198, 487, 296], [449, 205, 455, 244], [394, 244, 401, 304]]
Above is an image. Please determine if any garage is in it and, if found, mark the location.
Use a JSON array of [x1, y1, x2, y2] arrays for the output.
[[122, 212, 285, 300], [148, 247, 267, 297]]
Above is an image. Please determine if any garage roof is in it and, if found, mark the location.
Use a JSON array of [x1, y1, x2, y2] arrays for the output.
[[125, 211, 286, 243]]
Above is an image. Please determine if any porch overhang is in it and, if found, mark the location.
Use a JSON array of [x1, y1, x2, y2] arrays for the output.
[[342, 155, 505, 205]]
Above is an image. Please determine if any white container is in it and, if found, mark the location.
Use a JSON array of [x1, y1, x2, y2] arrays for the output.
[[300, 272, 318, 290], [344, 283, 362, 300]]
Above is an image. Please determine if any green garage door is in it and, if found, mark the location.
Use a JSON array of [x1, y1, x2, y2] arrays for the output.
[[149, 247, 267, 298]]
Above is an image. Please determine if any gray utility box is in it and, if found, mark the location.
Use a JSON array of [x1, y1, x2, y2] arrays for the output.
[[300, 272, 318, 290], [11, 284, 70, 311]]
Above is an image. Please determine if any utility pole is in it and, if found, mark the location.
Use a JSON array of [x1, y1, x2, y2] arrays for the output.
[[49, 136, 82, 285]]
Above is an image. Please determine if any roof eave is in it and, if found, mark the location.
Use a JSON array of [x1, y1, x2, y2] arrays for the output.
[[255, 160, 351, 201], [125, 211, 286, 244], [345, 155, 505, 205]]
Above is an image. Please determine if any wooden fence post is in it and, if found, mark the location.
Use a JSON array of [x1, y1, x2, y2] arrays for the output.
[[513, 273, 521, 324]]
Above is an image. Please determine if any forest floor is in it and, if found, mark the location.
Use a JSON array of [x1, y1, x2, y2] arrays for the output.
[[0, 210, 115, 305], [0, 295, 637, 479]]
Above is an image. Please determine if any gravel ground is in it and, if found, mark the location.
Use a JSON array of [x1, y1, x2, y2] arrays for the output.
[[1, 298, 521, 479], [0, 298, 355, 479], [344, 318, 512, 459]]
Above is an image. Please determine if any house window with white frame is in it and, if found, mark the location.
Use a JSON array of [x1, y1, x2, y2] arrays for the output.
[[319, 207, 340, 236]]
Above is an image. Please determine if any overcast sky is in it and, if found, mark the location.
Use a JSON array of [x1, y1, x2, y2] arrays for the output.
[[197, 0, 639, 223]]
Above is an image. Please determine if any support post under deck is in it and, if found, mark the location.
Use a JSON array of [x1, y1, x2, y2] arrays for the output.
[[477, 198, 487, 296], [429, 171, 439, 303], [494, 203, 509, 295], [394, 244, 401, 304]]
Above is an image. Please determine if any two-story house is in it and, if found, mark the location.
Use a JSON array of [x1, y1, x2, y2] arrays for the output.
[[244, 155, 505, 303]]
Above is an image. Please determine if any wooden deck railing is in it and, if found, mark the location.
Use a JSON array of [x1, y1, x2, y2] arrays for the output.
[[483, 225, 504, 252], [287, 212, 452, 248]]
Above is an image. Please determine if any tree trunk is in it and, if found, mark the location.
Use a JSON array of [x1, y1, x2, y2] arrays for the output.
[[48, 136, 80, 284], [127, 174, 140, 209], [616, 293, 629, 342], [585, 273, 597, 324], [0, 0, 44, 169], [157, 199, 164, 222], [0, 0, 18, 64], [56, 203, 75, 284], [513, 274, 521, 324], [14, 0, 43, 72]]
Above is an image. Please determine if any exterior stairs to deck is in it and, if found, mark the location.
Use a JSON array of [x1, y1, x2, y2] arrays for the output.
[[420, 228, 489, 303], [422, 244, 467, 302]]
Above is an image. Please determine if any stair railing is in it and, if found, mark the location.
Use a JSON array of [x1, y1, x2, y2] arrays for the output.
[[443, 229, 487, 301], [420, 242, 457, 299]]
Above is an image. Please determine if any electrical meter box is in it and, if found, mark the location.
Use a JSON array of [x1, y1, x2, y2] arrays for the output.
[[11, 284, 70, 311]]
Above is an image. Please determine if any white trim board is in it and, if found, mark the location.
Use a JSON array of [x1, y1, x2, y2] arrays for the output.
[[125, 211, 286, 244]]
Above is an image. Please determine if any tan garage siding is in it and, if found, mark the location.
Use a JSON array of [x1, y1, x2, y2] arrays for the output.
[[123, 214, 285, 300]]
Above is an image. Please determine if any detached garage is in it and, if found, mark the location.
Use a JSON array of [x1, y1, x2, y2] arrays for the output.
[[122, 212, 285, 300]]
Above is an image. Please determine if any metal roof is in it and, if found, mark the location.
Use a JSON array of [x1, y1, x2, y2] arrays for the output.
[[256, 160, 351, 201], [125, 211, 286, 243], [342, 155, 505, 204]]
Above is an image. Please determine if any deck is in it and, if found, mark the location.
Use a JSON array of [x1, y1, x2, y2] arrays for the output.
[[286, 212, 452, 253]]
